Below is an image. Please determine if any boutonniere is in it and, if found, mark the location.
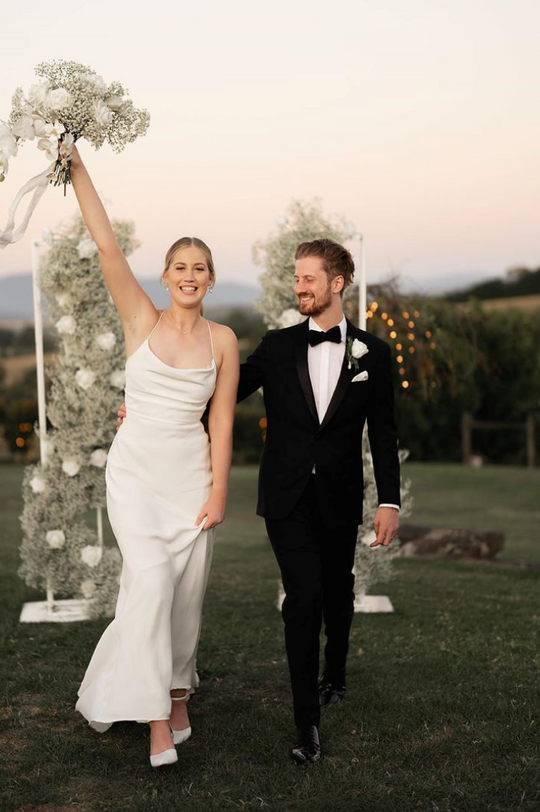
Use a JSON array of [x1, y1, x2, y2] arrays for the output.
[[346, 337, 369, 371]]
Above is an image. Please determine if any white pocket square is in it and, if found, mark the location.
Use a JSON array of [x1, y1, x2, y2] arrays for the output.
[[352, 371, 369, 382]]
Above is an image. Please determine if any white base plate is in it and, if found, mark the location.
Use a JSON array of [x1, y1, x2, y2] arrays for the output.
[[19, 599, 90, 623], [354, 595, 394, 613]]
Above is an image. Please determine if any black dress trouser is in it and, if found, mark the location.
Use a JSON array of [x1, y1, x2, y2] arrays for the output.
[[265, 475, 358, 728]]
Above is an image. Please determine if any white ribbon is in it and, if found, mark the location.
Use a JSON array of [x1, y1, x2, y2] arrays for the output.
[[0, 161, 56, 249]]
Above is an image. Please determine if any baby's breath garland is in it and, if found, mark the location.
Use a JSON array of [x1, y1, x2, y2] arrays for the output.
[[19, 214, 138, 618], [0, 60, 149, 248]]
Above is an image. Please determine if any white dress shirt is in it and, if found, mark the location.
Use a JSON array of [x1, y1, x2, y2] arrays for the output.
[[308, 316, 399, 512]]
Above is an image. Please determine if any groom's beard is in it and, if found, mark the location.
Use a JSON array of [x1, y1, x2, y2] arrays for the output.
[[297, 283, 332, 317]]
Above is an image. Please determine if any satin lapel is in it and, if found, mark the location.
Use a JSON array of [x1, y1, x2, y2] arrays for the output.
[[294, 322, 319, 426], [319, 323, 356, 431]]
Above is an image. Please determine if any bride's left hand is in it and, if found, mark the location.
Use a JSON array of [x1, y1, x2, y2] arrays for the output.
[[195, 493, 226, 530]]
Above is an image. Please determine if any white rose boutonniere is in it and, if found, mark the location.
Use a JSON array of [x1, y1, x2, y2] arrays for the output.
[[346, 337, 369, 371]]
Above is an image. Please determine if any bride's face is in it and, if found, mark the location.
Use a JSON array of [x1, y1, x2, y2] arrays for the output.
[[163, 246, 213, 308]]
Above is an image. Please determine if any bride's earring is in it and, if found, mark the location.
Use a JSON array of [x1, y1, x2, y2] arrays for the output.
[[165, 285, 170, 291], [208, 285, 214, 294]]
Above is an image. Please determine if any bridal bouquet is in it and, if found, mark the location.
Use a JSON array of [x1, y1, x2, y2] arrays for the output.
[[0, 60, 149, 248]]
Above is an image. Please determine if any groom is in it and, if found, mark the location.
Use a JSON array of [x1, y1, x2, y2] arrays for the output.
[[236, 239, 400, 765]]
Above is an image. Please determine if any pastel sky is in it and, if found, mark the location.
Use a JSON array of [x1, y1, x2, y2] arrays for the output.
[[0, 0, 538, 292]]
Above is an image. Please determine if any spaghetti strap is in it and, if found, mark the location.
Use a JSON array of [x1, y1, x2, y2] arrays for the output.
[[147, 310, 165, 342], [207, 320, 215, 363]]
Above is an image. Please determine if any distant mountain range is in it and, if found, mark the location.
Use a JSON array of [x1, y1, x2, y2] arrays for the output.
[[0, 274, 260, 322]]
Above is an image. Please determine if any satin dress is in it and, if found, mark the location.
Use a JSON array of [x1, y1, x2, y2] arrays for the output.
[[76, 314, 217, 730]]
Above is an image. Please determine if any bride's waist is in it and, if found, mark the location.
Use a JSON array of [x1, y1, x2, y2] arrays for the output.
[[123, 406, 206, 431]]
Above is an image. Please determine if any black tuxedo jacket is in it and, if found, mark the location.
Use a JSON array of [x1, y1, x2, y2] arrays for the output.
[[237, 318, 401, 527]]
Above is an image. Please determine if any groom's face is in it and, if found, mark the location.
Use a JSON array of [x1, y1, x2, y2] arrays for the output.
[[294, 256, 333, 317]]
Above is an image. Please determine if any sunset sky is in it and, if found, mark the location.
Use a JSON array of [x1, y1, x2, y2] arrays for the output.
[[0, 0, 538, 293]]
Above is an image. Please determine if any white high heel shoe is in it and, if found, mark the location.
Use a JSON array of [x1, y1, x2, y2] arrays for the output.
[[149, 727, 178, 768], [170, 694, 192, 745]]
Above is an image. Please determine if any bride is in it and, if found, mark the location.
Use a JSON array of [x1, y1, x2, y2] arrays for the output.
[[70, 144, 239, 767]]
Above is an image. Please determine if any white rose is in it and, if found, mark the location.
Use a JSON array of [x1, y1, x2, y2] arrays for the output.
[[351, 339, 369, 359], [80, 579, 97, 599], [105, 95, 124, 112], [28, 81, 51, 107], [47, 87, 71, 111], [55, 315, 76, 335], [90, 74, 107, 92], [29, 475, 46, 493], [55, 291, 71, 307], [62, 459, 81, 476], [77, 237, 97, 259], [278, 308, 303, 328], [93, 99, 113, 128], [96, 332, 116, 351], [75, 369, 96, 390], [89, 449, 108, 468], [110, 369, 126, 389], [46, 529, 65, 549], [81, 545, 103, 568]]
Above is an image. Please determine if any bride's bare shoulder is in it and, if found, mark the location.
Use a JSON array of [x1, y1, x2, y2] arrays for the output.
[[206, 320, 238, 345]]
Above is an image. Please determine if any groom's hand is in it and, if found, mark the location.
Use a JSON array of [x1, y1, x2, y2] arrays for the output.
[[370, 506, 399, 547], [116, 402, 127, 431]]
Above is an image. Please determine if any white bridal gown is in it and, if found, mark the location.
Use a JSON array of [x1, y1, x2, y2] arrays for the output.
[[76, 313, 216, 730]]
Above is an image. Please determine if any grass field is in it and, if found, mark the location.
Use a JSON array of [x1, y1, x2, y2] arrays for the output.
[[0, 463, 539, 812]]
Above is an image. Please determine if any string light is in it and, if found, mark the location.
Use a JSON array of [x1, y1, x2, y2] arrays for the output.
[[370, 301, 379, 311], [402, 311, 410, 319], [425, 330, 432, 339], [381, 312, 388, 320], [399, 368, 406, 375], [387, 318, 395, 326], [402, 381, 410, 389], [409, 346, 415, 354], [366, 310, 374, 319], [414, 310, 420, 318], [430, 342, 437, 350], [16, 437, 25, 448], [407, 321, 415, 329], [397, 355, 403, 363], [396, 343, 403, 351], [389, 331, 397, 339], [407, 333, 415, 341]]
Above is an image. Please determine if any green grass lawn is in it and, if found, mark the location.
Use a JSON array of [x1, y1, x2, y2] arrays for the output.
[[0, 463, 539, 812]]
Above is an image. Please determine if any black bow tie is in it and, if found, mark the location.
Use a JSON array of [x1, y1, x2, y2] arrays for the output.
[[308, 326, 342, 347]]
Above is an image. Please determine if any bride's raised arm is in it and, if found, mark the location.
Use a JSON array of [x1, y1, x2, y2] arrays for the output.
[[70, 144, 156, 340]]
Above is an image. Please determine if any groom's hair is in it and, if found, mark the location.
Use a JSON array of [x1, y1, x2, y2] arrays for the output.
[[295, 239, 355, 295]]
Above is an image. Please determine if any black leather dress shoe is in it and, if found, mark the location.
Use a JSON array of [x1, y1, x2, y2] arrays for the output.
[[318, 679, 346, 706], [291, 725, 321, 765]]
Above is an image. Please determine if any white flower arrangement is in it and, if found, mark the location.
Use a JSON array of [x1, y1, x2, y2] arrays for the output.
[[6, 60, 150, 191], [80, 579, 97, 599], [29, 475, 46, 493], [278, 308, 304, 329], [77, 237, 97, 259], [109, 369, 126, 389], [89, 449, 108, 468], [55, 314, 76, 335], [62, 459, 81, 477], [46, 529, 66, 549], [96, 332, 117, 351], [81, 544, 103, 568], [75, 368, 96, 390]]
